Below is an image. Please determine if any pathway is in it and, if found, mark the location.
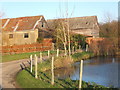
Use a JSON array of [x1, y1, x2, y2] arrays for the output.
[[0, 56, 49, 88]]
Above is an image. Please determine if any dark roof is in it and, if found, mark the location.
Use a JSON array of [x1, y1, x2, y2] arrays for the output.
[[2, 15, 43, 31], [47, 16, 99, 30]]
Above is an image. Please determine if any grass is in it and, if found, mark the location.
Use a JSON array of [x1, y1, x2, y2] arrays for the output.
[[16, 68, 107, 88], [16, 52, 107, 88], [2, 50, 58, 62], [72, 51, 94, 62]]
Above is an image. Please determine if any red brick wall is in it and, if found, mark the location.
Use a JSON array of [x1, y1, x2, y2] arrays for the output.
[[2, 38, 52, 54], [86, 37, 104, 45]]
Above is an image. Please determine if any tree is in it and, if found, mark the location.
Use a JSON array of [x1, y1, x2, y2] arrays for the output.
[[52, 2, 75, 56], [52, 19, 68, 56], [89, 20, 119, 56], [71, 34, 87, 49]]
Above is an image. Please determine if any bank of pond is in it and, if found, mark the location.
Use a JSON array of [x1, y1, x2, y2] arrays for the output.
[[16, 52, 118, 88]]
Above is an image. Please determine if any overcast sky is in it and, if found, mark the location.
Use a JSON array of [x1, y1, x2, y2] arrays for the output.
[[0, 1, 118, 23]]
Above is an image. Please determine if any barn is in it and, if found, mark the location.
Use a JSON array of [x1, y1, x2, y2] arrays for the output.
[[1, 15, 49, 46], [1, 15, 52, 54], [47, 16, 100, 37]]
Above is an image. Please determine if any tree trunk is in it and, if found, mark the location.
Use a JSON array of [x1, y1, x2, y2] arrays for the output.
[[63, 24, 67, 56], [63, 43, 67, 56], [67, 20, 71, 56], [56, 49, 59, 57]]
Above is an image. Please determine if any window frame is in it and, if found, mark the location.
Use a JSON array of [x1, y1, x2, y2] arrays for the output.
[[24, 33, 29, 38], [9, 34, 13, 39], [41, 22, 44, 27]]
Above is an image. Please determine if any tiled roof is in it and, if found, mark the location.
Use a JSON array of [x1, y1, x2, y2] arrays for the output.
[[47, 16, 99, 30], [2, 15, 43, 31], [2, 19, 8, 27]]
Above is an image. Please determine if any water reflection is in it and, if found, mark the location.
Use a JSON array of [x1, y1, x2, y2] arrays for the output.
[[54, 66, 75, 79], [54, 56, 120, 88]]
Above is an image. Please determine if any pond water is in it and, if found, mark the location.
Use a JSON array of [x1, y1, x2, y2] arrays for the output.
[[55, 56, 120, 88]]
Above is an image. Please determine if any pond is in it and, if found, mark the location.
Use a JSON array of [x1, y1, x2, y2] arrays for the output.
[[54, 56, 120, 88]]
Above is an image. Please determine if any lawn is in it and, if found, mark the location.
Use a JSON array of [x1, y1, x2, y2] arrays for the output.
[[2, 50, 93, 63], [2, 50, 57, 62]]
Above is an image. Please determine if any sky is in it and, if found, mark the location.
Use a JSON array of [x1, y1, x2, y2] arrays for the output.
[[0, 1, 118, 23]]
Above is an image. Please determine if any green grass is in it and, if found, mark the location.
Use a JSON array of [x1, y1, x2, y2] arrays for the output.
[[16, 52, 107, 88], [16, 68, 107, 88], [2, 50, 58, 62], [72, 51, 94, 62]]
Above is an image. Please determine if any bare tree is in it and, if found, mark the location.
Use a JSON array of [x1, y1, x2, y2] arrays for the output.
[[54, 2, 75, 56], [52, 19, 68, 55]]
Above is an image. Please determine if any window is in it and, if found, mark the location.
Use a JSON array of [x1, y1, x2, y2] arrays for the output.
[[42, 22, 44, 27], [86, 22, 89, 25], [9, 34, 13, 38], [24, 33, 29, 38]]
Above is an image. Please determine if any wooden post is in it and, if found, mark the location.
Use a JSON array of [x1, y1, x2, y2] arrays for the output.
[[51, 57, 54, 85], [72, 46, 74, 54], [79, 60, 83, 89], [40, 52, 42, 63], [86, 44, 88, 52], [52, 43, 54, 51], [30, 55, 32, 73], [35, 54, 38, 79], [34, 54, 36, 65], [56, 49, 59, 57], [79, 45, 81, 50], [74, 46, 76, 52], [48, 50, 50, 58]]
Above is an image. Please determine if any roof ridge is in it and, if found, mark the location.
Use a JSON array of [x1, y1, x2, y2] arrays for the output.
[[2, 15, 43, 20], [47, 15, 97, 21]]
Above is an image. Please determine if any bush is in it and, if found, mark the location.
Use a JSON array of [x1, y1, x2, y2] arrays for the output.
[[72, 52, 94, 62]]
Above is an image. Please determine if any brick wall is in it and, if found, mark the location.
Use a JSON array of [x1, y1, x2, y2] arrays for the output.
[[2, 38, 52, 55], [86, 37, 104, 45]]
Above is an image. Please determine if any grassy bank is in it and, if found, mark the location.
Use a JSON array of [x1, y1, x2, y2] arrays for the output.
[[16, 51, 108, 88], [72, 51, 94, 62], [16, 67, 106, 88], [2, 50, 58, 62]]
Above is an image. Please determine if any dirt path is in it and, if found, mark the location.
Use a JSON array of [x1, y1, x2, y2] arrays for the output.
[[1, 59, 30, 88], [0, 56, 49, 88]]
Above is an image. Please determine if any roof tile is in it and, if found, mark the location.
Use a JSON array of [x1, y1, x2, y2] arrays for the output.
[[2, 15, 42, 31]]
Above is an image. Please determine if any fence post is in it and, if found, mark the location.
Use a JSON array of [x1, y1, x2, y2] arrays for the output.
[[51, 57, 54, 85], [56, 49, 59, 57], [30, 55, 32, 73], [40, 52, 42, 63], [48, 50, 50, 58], [86, 44, 88, 52], [52, 43, 55, 51], [79, 45, 81, 50], [72, 46, 74, 54], [79, 60, 83, 89], [35, 54, 38, 79]]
